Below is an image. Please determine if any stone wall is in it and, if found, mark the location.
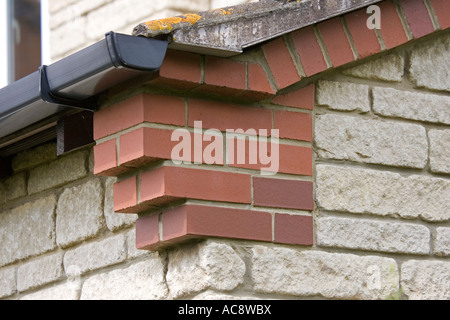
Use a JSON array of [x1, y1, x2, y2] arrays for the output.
[[313, 31, 450, 299], [0, 145, 141, 299]]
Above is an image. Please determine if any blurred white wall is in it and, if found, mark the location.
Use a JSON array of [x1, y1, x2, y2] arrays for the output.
[[0, 1, 9, 88], [48, 0, 256, 62]]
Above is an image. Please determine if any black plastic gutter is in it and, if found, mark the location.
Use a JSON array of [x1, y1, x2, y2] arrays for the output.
[[0, 32, 168, 158]]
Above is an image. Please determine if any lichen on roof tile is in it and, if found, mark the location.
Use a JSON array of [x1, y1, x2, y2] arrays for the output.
[[133, 0, 383, 57], [145, 14, 202, 34]]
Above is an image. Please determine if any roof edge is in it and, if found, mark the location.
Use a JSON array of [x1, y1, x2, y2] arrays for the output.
[[133, 0, 384, 57]]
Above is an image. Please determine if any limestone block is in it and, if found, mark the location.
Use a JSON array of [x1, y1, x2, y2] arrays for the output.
[[63, 234, 126, 276], [401, 260, 450, 300], [56, 179, 105, 248], [20, 281, 80, 300], [17, 253, 64, 293], [166, 241, 246, 299], [316, 165, 450, 222], [80, 255, 168, 300], [2, 173, 27, 202], [251, 246, 399, 300], [373, 87, 450, 124], [409, 33, 450, 92], [11, 143, 57, 173], [125, 229, 149, 259], [343, 53, 404, 82], [316, 80, 370, 112], [28, 151, 88, 194], [0, 196, 56, 267], [0, 266, 16, 299], [315, 114, 428, 168], [104, 177, 137, 232], [317, 216, 430, 254], [435, 228, 450, 257], [429, 129, 450, 174]]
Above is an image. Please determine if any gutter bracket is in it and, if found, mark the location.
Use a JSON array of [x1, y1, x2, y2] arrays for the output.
[[39, 65, 99, 112], [105, 31, 122, 68]]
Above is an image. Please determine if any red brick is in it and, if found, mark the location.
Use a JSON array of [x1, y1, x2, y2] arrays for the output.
[[274, 214, 314, 245], [140, 166, 252, 207], [162, 205, 273, 243], [274, 110, 312, 142], [204, 57, 246, 90], [262, 37, 301, 90], [93, 139, 119, 176], [119, 127, 175, 168], [278, 144, 312, 176], [225, 135, 273, 172], [253, 177, 314, 210], [272, 84, 315, 110], [399, 0, 435, 38], [143, 94, 186, 127], [153, 49, 202, 89], [119, 128, 146, 167], [247, 62, 275, 95], [378, 1, 409, 49], [291, 26, 328, 77], [175, 131, 225, 166], [94, 94, 185, 140], [344, 8, 381, 59], [317, 17, 355, 68], [136, 214, 160, 250], [113, 176, 138, 213], [94, 95, 145, 140], [120, 128, 226, 168], [430, 0, 450, 29], [226, 137, 312, 176], [188, 99, 272, 133]]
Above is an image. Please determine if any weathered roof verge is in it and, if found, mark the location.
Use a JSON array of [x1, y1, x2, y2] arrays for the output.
[[133, 0, 383, 57]]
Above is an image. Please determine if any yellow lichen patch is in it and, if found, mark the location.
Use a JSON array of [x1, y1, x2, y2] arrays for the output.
[[144, 13, 202, 32], [210, 8, 233, 15], [183, 13, 203, 24]]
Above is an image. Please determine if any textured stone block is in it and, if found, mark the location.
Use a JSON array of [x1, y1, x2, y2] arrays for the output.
[[80, 256, 168, 300], [316, 165, 450, 222], [435, 228, 450, 257], [20, 281, 80, 300], [0, 267, 16, 299], [373, 87, 450, 124], [0, 172, 27, 203], [343, 53, 404, 82], [251, 246, 399, 300], [11, 143, 57, 173], [316, 81, 370, 112], [429, 129, 450, 174], [401, 260, 450, 300], [63, 234, 127, 276], [17, 253, 64, 293], [56, 179, 105, 248], [166, 241, 245, 299], [0, 196, 56, 267], [104, 177, 137, 232], [409, 33, 450, 92], [317, 216, 430, 254], [28, 151, 88, 194], [315, 114, 428, 168], [126, 229, 149, 259]]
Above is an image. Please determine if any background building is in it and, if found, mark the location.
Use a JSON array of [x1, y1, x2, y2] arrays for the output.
[[0, 0, 254, 87]]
